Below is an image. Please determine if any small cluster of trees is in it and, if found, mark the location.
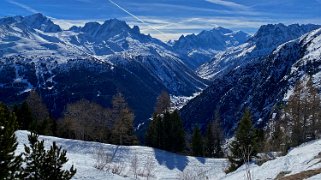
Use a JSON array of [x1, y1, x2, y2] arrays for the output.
[[145, 110, 186, 153], [13, 91, 138, 146], [0, 102, 76, 179], [145, 91, 186, 153], [191, 112, 224, 158], [58, 93, 138, 145], [265, 77, 321, 152], [226, 77, 321, 174], [13, 91, 55, 136], [145, 91, 225, 157]]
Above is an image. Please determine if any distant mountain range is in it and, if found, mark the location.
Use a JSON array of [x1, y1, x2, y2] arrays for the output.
[[1, 13, 321, 136], [197, 23, 321, 80], [0, 13, 206, 126]]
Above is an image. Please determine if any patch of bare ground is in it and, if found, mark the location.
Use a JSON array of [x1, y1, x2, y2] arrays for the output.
[[277, 168, 321, 180]]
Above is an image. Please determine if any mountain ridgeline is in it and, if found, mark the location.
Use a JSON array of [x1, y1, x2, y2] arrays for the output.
[[0, 13, 208, 126], [172, 27, 250, 69], [1, 13, 321, 137]]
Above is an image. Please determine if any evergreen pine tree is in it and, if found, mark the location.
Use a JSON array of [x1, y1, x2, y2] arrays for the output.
[[168, 110, 185, 152], [23, 133, 47, 179], [205, 121, 215, 157], [14, 102, 33, 130], [145, 110, 185, 153], [43, 142, 77, 179], [227, 109, 258, 172], [23, 133, 76, 179], [162, 111, 172, 151], [205, 111, 223, 158], [145, 114, 163, 148], [191, 126, 203, 156], [26, 91, 53, 135], [0, 103, 23, 179]]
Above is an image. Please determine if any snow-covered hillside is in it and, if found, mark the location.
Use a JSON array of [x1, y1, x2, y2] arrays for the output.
[[181, 27, 321, 134], [224, 140, 321, 180], [15, 130, 228, 180], [16, 130, 321, 179]]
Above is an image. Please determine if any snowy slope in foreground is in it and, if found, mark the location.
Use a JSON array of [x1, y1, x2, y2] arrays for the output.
[[224, 140, 321, 180], [15, 131, 227, 180], [15, 131, 321, 179]]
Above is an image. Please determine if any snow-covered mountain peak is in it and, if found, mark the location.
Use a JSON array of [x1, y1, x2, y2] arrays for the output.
[[0, 14, 207, 100], [250, 23, 320, 48], [172, 27, 250, 69], [101, 18, 130, 30], [79, 21, 101, 34], [132, 25, 140, 34], [0, 13, 62, 33], [173, 27, 247, 50], [209, 26, 233, 34], [71, 18, 152, 45], [0, 16, 23, 25], [22, 13, 62, 32]]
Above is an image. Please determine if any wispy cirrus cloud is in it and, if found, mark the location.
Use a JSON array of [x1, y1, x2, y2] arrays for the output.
[[52, 19, 104, 29], [6, 0, 38, 13], [51, 14, 321, 42], [126, 2, 260, 16], [125, 16, 321, 41], [122, 16, 267, 40], [205, 0, 249, 10]]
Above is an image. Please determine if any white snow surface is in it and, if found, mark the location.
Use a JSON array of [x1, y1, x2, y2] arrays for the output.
[[15, 130, 321, 179], [15, 130, 227, 180], [224, 140, 321, 180]]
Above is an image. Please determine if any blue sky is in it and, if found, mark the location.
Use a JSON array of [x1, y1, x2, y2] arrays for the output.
[[1, 0, 321, 41]]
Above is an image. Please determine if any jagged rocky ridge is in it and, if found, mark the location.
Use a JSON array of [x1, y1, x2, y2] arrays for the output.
[[171, 27, 249, 69], [197, 23, 320, 80]]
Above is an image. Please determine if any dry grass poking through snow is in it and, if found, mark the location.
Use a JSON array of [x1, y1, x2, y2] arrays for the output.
[[277, 168, 321, 180]]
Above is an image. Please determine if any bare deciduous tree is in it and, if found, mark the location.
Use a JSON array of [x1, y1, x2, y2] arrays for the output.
[[142, 156, 156, 180], [177, 166, 209, 180], [60, 99, 111, 142], [110, 93, 138, 145], [93, 145, 113, 170], [241, 146, 253, 180], [154, 91, 171, 114], [131, 153, 139, 179]]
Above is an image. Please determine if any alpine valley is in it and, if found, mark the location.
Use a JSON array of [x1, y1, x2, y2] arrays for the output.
[[1, 13, 321, 136]]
